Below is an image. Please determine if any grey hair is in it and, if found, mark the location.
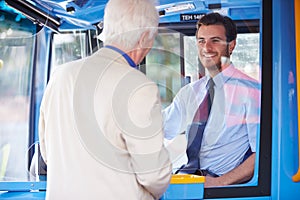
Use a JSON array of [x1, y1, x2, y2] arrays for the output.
[[102, 0, 159, 50]]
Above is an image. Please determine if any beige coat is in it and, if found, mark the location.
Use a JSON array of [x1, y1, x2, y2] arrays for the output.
[[39, 47, 172, 200]]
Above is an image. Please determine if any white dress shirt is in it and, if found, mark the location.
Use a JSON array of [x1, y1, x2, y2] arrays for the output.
[[163, 64, 260, 176]]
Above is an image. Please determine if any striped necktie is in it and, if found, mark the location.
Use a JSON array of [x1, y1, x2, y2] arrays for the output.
[[176, 78, 214, 174]]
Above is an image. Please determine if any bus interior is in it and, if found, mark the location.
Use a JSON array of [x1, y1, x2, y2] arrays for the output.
[[0, 0, 299, 199]]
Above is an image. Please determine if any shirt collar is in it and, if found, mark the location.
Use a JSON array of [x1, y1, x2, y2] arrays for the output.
[[104, 45, 137, 69], [212, 64, 235, 88]]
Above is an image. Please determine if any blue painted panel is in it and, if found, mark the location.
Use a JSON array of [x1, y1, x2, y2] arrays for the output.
[[272, 0, 300, 199], [229, 7, 260, 20], [0, 182, 46, 192], [0, 191, 45, 200], [161, 183, 204, 200]]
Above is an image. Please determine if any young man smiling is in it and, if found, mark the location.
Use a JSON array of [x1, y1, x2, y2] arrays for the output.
[[163, 12, 261, 187]]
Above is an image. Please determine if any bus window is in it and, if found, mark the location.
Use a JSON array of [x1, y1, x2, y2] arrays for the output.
[[231, 33, 260, 81], [0, 10, 35, 181], [146, 6, 262, 191], [146, 32, 182, 108], [184, 33, 260, 82], [51, 32, 87, 72], [146, 32, 260, 106], [183, 35, 198, 83]]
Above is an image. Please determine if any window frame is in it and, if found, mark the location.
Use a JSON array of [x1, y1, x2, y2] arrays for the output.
[[153, 1, 272, 198]]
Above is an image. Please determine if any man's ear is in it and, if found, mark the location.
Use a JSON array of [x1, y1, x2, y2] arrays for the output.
[[138, 31, 151, 48], [228, 40, 236, 55]]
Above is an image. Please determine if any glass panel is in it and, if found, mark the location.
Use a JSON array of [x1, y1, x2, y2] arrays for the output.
[[147, 21, 261, 188], [184, 33, 260, 82], [146, 33, 182, 108], [0, 18, 34, 181], [184, 36, 199, 83], [146, 32, 260, 106], [231, 33, 260, 81], [51, 32, 87, 72]]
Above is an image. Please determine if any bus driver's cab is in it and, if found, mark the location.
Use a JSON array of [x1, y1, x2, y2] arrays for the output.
[[0, 0, 300, 199]]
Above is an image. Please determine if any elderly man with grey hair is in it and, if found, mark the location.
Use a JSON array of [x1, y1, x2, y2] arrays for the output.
[[39, 0, 172, 199]]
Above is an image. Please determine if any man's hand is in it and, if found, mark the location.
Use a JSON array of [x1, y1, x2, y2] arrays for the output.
[[204, 176, 225, 187], [204, 153, 256, 188]]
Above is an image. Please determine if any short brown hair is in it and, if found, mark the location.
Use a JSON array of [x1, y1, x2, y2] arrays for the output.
[[196, 12, 237, 42]]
